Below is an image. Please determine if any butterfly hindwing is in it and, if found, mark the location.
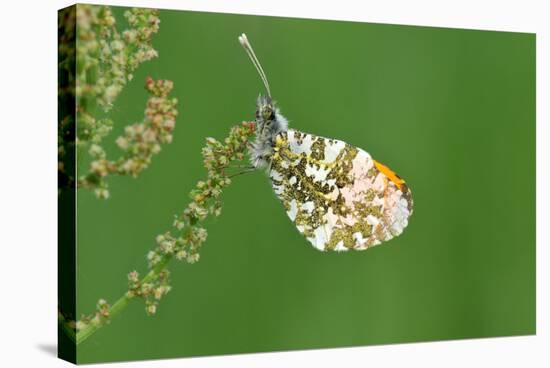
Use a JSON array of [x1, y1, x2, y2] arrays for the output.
[[269, 129, 413, 252]]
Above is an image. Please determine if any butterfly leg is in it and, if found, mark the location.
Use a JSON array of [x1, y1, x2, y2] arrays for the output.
[[227, 164, 255, 169], [228, 167, 257, 178]]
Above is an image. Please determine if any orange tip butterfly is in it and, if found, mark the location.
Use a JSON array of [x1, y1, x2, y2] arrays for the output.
[[239, 33, 413, 252]]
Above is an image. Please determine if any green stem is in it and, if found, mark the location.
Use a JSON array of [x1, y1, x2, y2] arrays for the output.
[[58, 310, 76, 342], [75, 254, 173, 345], [63, 122, 256, 346]]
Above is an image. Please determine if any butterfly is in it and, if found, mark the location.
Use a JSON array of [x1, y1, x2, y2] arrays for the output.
[[238, 33, 413, 252]]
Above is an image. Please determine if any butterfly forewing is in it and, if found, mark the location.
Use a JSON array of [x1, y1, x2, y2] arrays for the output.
[[269, 129, 413, 251]]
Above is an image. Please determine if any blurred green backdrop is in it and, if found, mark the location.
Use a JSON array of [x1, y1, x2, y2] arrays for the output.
[[76, 6, 535, 364]]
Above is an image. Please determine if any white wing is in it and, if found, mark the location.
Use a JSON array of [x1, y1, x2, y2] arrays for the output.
[[269, 129, 413, 252]]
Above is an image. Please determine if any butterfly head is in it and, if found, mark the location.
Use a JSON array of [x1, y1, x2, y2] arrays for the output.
[[256, 95, 288, 137], [257, 95, 274, 121]]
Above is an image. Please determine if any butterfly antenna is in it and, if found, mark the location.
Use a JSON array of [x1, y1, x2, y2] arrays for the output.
[[239, 33, 272, 98]]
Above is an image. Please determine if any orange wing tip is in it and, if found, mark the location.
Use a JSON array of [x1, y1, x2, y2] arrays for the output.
[[373, 160, 406, 191]]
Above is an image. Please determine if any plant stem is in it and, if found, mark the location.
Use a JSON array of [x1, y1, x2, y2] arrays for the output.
[[58, 310, 76, 342], [75, 254, 173, 345], [65, 122, 256, 346]]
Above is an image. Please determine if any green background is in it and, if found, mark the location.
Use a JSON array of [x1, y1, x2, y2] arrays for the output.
[[76, 6, 536, 364]]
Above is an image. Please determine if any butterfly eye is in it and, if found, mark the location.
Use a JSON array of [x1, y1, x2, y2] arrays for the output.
[[262, 107, 274, 120]]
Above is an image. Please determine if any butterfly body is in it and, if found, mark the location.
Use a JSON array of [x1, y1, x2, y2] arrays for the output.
[[249, 95, 288, 169], [239, 33, 413, 252]]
